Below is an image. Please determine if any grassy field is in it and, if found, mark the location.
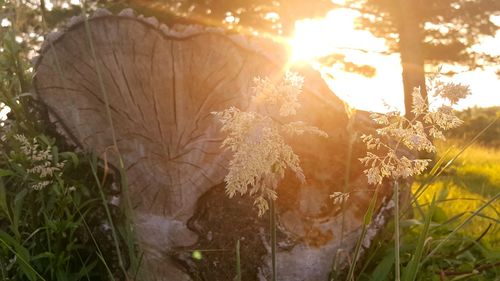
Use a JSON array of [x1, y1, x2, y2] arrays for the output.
[[414, 140, 500, 249]]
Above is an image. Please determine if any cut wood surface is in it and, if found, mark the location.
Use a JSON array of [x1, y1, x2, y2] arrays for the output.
[[34, 9, 393, 281]]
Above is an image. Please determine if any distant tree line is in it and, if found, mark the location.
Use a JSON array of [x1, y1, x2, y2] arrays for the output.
[[447, 106, 500, 147]]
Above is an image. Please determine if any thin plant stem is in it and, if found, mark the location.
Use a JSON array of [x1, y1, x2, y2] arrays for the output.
[[80, 2, 143, 278], [80, 3, 141, 277], [236, 239, 241, 281], [89, 157, 126, 277], [346, 185, 379, 281], [340, 112, 356, 245], [71, 192, 117, 281], [332, 112, 355, 280], [270, 198, 277, 281], [394, 180, 401, 281]]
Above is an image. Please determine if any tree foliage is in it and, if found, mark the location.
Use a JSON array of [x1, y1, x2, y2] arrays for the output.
[[350, 0, 500, 71]]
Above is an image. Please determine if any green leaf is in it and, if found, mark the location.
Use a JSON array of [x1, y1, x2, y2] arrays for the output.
[[11, 163, 26, 176], [0, 230, 41, 281], [51, 145, 59, 164], [37, 135, 52, 147], [0, 168, 15, 177], [400, 219, 423, 227], [12, 188, 27, 238], [60, 152, 79, 167], [0, 178, 9, 216], [369, 248, 395, 281], [32, 252, 56, 261], [431, 207, 448, 223]]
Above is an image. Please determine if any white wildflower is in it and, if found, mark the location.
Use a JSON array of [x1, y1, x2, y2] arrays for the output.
[[360, 71, 469, 185], [32, 181, 51, 191], [251, 71, 304, 117], [424, 105, 463, 130], [13, 134, 65, 191], [214, 71, 327, 216], [411, 87, 426, 116], [429, 127, 445, 140], [364, 166, 382, 185], [433, 81, 470, 105], [282, 121, 328, 138]]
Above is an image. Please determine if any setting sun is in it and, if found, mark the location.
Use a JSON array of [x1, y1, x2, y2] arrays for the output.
[[288, 8, 500, 113], [289, 9, 385, 63], [288, 8, 404, 112]]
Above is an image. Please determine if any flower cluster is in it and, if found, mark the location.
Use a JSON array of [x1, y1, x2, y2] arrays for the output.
[[213, 71, 327, 216], [360, 74, 470, 185], [330, 191, 350, 205], [250, 71, 304, 117], [13, 134, 65, 190]]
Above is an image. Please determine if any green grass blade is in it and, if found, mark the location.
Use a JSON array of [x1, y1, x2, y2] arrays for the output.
[[346, 186, 379, 281], [402, 194, 436, 281], [270, 198, 277, 281], [89, 157, 126, 276], [72, 196, 116, 281], [423, 191, 500, 264], [411, 117, 498, 206], [394, 181, 401, 281], [81, 2, 140, 276], [368, 248, 395, 281], [0, 231, 47, 281]]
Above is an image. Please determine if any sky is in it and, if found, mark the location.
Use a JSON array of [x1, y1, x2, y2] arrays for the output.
[[288, 9, 500, 113]]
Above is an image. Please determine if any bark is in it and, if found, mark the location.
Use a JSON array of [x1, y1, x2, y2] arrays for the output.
[[396, 0, 428, 118], [34, 9, 394, 280]]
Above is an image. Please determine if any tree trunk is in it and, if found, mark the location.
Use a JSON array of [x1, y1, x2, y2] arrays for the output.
[[34, 8, 395, 280], [396, 0, 427, 118]]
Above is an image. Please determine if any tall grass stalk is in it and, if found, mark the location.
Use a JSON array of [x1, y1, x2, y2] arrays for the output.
[[330, 105, 356, 280], [236, 239, 241, 281], [38, 3, 127, 277], [81, 1, 141, 277], [394, 181, 401, 281], [270, 198, 277, 281], [89, 156, 126, 277], [69, 170, 118, 281], [341, 109, 356, 243], [80, 2, 122, 165], [346, 186, 379, 281]]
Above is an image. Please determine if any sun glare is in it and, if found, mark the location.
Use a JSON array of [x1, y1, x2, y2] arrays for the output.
[[288, 9, 500, 113], [289, 9, 385, 63], [288, 9, 401, 112]]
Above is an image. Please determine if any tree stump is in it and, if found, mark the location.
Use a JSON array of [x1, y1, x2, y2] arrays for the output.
[[34, 9, 393, 281]]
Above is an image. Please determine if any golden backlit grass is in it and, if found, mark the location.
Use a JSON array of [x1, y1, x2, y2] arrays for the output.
[[414, 140, 500, 249]]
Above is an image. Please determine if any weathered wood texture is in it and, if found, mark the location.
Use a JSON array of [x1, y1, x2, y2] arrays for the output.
[[34, 9, 393, 281]]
